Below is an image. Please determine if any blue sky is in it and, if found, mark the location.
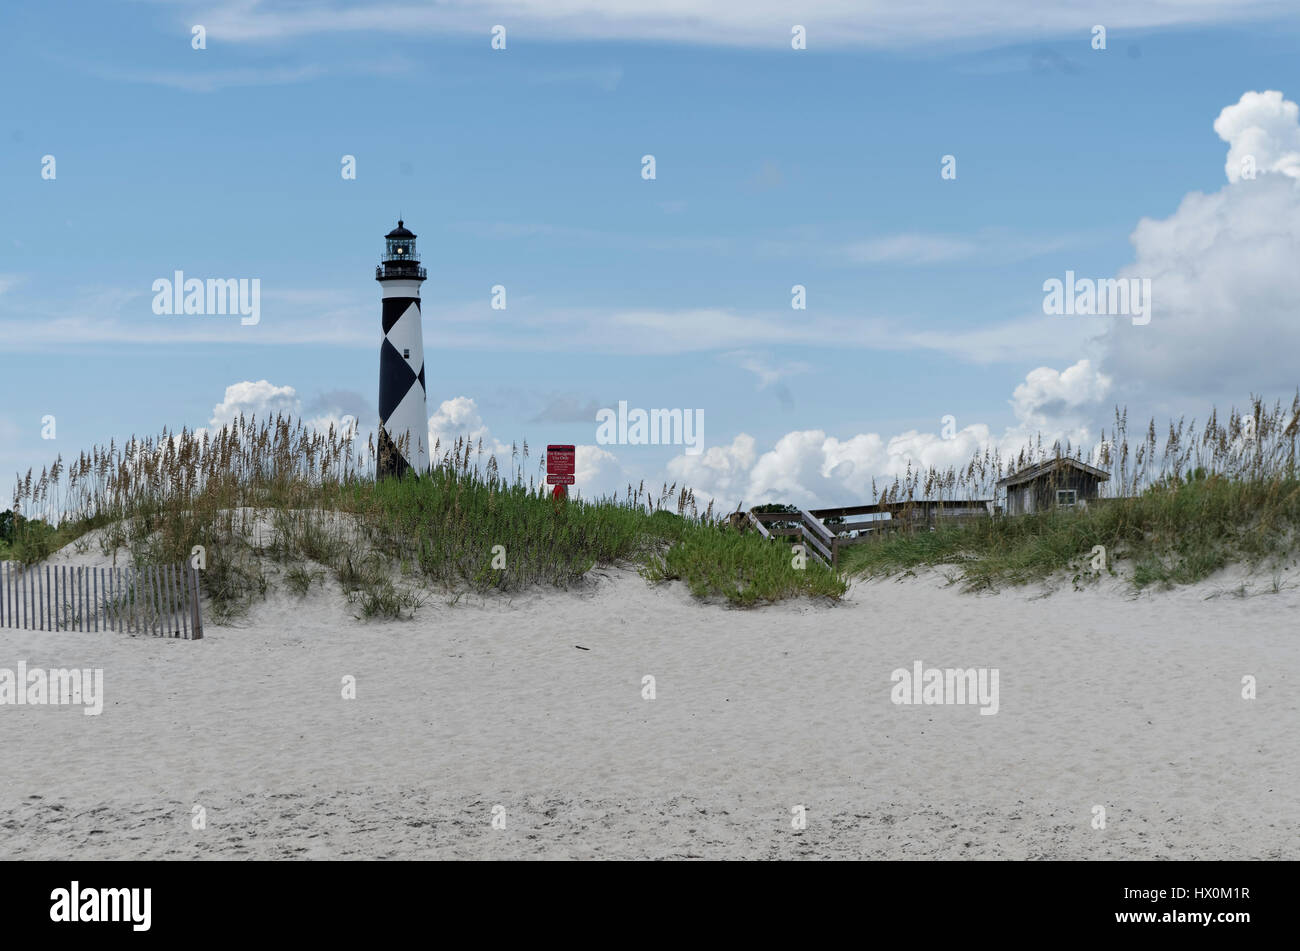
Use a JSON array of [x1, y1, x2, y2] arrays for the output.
[[4, 1, 1300, 508]]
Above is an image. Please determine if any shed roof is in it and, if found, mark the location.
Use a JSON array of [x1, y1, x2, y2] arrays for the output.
[[996, 456, 1111, 488]]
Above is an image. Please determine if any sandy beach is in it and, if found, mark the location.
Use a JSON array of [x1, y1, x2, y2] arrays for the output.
[[2, 541, 1296, 861]]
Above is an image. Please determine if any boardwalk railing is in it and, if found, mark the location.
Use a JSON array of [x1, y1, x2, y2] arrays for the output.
[[0, 562, 203, 639], [747, 499, 997, 568]]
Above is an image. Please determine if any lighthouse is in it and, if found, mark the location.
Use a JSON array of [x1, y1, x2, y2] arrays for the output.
[[375, 219, 429, 478]]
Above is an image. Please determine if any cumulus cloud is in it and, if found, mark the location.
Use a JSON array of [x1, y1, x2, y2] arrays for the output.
[[575, 445, 623, 490], [1097, 91, 1300, 406], [666, 359, 1107, 509], [669, 423, 999, 509], [185, 384, 362, 479], [428, 397, 528, 475], [425, 396, 630, 496], [204, 381, 365, 442], [194, 386, 629, 492], [427, 396, 586, 478], [208, 380, 300, 428], [1214, 90, 1300, 183], [666, 433, 758, 504], [428, 396, 499, 458], [1009, 360, 1111, 433]]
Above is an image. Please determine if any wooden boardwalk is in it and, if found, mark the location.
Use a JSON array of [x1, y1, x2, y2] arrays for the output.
[[746, 499, 996, 567]]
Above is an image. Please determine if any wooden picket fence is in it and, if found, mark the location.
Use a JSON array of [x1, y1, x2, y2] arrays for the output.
[[0, 562, 203, 639]]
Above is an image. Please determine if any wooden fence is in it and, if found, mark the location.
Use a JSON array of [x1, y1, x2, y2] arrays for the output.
[[0, 562, 203, 639]]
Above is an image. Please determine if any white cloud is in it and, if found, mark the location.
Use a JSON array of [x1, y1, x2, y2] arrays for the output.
[[747, 429, 881, 507], [666, 433, 758, 504], [0, 284, 375, 351], [1214, 90, 1300, 183], [427, 396, 510, 459], [1009, 360, 1111, 433], [187, 1, 1287, 49], [201, 381, 369, 456], [1096, 91, 1300, 406], [0, 287, 1093, 367], [574, 445, 623, 489], [670, 423, 1000, 509], [666, 359, 1106, 509], [427, 396, 630, 496], [209, 380, 300, 427], [198, 387, 617, 488], [428, 396, 489, 445]]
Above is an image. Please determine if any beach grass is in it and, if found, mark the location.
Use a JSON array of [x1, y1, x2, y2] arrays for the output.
[[4, 416, 842, 618], [836, 483, 1299, 591], [839, 396, 1300, 591], [641, 524, 847, 603], [9, 394, 1296, 610]]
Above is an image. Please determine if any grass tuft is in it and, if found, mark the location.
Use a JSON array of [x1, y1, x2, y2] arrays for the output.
[[642, 525, 847, 604]]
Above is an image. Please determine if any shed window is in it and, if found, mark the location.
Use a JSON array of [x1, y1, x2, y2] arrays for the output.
[[403, 348, 410, 359], [1056, 489, 1077, 506]]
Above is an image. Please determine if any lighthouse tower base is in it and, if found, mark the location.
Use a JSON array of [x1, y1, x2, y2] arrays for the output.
[[377, 427, 412, 480]]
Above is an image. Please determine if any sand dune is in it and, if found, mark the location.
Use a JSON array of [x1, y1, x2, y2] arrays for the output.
[[2, 546, 1296, 859]]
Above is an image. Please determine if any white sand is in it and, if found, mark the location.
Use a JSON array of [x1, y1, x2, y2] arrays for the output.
[[1, 544, 1296, 859]]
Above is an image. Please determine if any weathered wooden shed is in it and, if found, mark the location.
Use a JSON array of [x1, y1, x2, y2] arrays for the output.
[[996, 458, 1110, 516]]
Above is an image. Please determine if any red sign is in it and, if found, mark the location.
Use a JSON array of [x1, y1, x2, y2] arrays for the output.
[[546, 444, 575, 484]]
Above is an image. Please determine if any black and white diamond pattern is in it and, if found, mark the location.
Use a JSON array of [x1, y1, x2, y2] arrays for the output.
[[378, 294, 428, 477]]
